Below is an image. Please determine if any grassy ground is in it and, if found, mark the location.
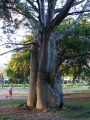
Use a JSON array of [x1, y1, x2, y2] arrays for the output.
[[0, 100, 90, 120], [59, 102, 90, 119], [0, 100, 26, 120], [0, 100, 26, 106]]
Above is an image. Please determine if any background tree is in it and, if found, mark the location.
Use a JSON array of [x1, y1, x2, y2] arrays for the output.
[[56, 17, 90, 83], [0, 0, 90, 110], [5, 34, 32, 83], [6, 51, 30, 83]]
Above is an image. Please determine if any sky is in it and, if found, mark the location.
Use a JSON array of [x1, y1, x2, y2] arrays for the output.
[[0, 47, 12, 65], [0, 22, 11, 65], [0, 21, 29, 65], [0, 5, 32, 65]]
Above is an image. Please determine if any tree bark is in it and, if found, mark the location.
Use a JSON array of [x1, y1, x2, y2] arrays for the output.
[[27, 42, 38, 108], [27, 31, 64, 110]]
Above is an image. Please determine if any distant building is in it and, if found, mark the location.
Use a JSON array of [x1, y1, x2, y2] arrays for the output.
[[0, 77, 9, 84], [3, 77, 9, 84], [63, 77, 71, 84], [0, 76, 4, 84]]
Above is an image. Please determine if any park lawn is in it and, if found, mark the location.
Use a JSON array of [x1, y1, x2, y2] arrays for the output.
[[59, 102, 90, 119], [0, 100, 26, 106], [0, 100, 26, 120], [0, 114, 14, 120], [0, 100, 90, 120]]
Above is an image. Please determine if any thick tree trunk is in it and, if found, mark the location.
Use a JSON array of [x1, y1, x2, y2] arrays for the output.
[[36, 32, 50, 109], [27, 32, 64, 110], [27, 42, 38, 108], [26, 0, 76, 110]]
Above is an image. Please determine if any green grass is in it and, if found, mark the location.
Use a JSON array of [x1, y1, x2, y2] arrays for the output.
[[0, 114, 15, 120], [0, 100, 26, 120], [0, 114, 3, 120], [59, 102, 90, 119], [0, 99, 26, 106], [0, 100, 90, 119]]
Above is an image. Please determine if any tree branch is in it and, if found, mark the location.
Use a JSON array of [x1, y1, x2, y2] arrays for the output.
[[0, 42, 31, 47], [51, 0, 88, 41], [26, 0, 38, 13], [55, 0, 85, 14], [0, 46, 29, 56], [4, 6, 38, 22], [46, 0, 75, 33], [73, 0, 85, 7], [68, 10, 90, 15], [64, 52, 90, 60], [37, 0, 45, 26], [46, 0, 57, 25]]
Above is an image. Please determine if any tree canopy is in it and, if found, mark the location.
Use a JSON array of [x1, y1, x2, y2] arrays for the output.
[[0, 0, 90, 57], [0, 0, 90, 110]]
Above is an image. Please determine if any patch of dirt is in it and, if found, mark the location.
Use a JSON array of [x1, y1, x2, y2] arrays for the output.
[[0, 105, 69, 120], [0, 95, 90, 120]]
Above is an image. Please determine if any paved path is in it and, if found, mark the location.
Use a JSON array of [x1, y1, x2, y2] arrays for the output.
[[0, 92, 28, 100], [0, 87, 90, 100], [0, 95, 27, 100], [0, 87, 28, 100], [0, 93, 90, 101]]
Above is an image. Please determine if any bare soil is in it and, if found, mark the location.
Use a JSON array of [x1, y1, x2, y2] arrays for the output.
[[0, 93, 90, 120]]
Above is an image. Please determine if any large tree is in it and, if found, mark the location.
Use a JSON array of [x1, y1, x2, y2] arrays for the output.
[[0, 0, 90, 110]]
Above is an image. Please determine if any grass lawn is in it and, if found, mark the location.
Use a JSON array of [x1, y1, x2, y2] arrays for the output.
[[59, 102, 90, 119], [0, 100, 90, 120], [0, 100, 26, 106], [0, 100, 26, 120]]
